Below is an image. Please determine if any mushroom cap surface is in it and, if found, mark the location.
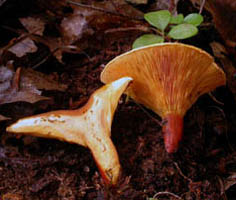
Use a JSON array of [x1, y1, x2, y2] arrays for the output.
[[101, 43, 226, 118]]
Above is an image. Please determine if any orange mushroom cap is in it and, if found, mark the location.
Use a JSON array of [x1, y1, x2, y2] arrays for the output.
[[7, 77, 132, 185], [101, 43, 226, 153]]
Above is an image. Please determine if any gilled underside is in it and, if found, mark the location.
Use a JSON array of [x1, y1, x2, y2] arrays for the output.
[[101, 43, 226, 118], [101, 43, 226, 153]]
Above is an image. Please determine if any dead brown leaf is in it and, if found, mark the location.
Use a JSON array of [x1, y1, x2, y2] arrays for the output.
[[150, 0, 180, 13], [0, 0, 7, 7], [207, 0, 236, 47], [62, 0, 143, 45], [21, 67, 67, 92], [30, 36, 66, 63], [60, 14, 88, 44], [8, 37, 37, 58], [69, 0, 144, 19], [20, 17, 45, 36], [126, 0, 148, 4], [191, 0, 236, 47], [210, 42, 236, 100], [110, 0, 144, 18], [7, 16, 46, 58], [0, 114, 10, 121], [0, 66, 67, 105], [16, 0, 144, 63], [3, 89, 50, 104], [68, 0, 143, 35]]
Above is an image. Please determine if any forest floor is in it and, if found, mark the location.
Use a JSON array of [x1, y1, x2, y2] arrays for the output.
[[0, 0, 236, 199]]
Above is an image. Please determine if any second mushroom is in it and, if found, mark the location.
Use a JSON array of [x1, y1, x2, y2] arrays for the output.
[[6, 77, 132, 185], [101, 43, 226, 153]]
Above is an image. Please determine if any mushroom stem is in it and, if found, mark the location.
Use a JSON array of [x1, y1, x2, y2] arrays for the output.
[[162, 114, 183, 153]]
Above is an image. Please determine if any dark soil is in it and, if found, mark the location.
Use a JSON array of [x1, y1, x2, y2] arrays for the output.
[[0, 1, 236, 200]]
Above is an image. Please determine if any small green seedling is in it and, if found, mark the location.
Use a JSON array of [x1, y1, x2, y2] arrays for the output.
[[132, 10, 203, 49]]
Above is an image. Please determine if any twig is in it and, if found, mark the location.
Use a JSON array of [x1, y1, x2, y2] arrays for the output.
[[199, 0, 206, 14], [12, 67, 21, 91], [150, 27, 164, 37], [31, 48, 59, 69], [153, 191, 183, 199], [174, 162, 193, 183], [208, 92, 224, 105], [105, 26, 149, 34], [67, 1, 143, 21], [0, 26, 32, 59], [29, 35, 90, 69], [216, 176, 228, 200], [150, 27, 170, 41]]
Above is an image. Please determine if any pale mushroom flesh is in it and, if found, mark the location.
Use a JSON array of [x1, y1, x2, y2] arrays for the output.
[[7, 77, 133, 185]]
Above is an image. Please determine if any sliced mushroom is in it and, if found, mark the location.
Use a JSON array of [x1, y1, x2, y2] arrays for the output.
[[7, 77, 132, 185], [101, 43, 226, 153]]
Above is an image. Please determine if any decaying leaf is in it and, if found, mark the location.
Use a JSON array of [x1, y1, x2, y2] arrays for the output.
[[55, 0, 144, 60], [210, 42, 236, 101], [60, 14, 88, 44], [126, 0, 148, 4], [64, 0, 144, 38], [150, 0, 180, 14], [69, 0, 143, 33], [2, 90, 49, 105], [20, 17, 46, 36], [0, 66, 67, 105], [7, 17, 45, 58], [8, 37, 38, 58], [21, 68, 67, 92], [37, 37, 65, 63], [5, 1, 144, 63], [74, 0, 144, 19], [0, 0, 7, 7], [0, 114, 10, 122], [190, 0, 236, 47], [0, 67, 49, 105], [208, 0, 236, 47], [0, 66, 14, 90]]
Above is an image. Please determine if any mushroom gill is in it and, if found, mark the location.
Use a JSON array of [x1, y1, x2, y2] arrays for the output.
[[101, 43, 226, 153], [7, 77, 132, 185]]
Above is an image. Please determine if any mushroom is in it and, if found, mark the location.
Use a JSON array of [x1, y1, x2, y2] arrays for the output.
[[6, 77, 132, 185], [100, 43, 226, 153]]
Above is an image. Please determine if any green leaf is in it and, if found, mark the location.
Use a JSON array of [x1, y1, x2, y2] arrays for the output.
[[184, 13, 203, 26], [132, 34, 164, 49], [170, 14, 184, 24], [168, 24, 198, 39], [144, 10, 171, 31]]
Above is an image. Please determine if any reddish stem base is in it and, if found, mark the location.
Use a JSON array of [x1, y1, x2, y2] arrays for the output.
[[162, 114, 183, 153]]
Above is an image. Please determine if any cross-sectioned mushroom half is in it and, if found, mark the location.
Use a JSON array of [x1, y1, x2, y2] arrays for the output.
[[101, 43, 226, 153], [7, 77, 132, 185]]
